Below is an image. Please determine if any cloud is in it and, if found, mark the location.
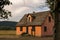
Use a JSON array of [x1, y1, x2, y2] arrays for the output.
[[2, 0, 49, 22], [9, 0, 47, 8]]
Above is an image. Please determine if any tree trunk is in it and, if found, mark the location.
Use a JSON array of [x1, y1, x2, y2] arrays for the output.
[[55, 1, 60, 40]]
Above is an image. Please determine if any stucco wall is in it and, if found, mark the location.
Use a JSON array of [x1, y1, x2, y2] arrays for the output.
[[16, 27, 26, 35], [22, 27, 26, 33], [28, 26, 32, 35], [16, 26, 41, 36], [28, 26, 41, 37], [16, 27, 22, 35], [35, 26, 41, 36]]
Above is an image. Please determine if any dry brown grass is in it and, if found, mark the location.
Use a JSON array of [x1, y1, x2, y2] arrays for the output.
[[0, 30, 54, 40], [0, 30, 16, 35], [0, 36, 54, 40], [0, 30, 19, 38]]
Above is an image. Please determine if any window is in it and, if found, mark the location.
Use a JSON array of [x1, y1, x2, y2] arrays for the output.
[[32, 26, 35, 31], [27, 16, 31, 22], [44, 26, 47, 32], [27, 14, 32, 22], [49, 16, 51, 22], [28, 17, 30, 21], [20, 26, 22, 31]]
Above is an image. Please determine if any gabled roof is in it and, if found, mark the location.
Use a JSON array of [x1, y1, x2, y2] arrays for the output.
[[16, 11, 51, 26]]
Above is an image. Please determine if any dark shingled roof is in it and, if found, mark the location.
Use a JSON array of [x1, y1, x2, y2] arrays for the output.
[[16, 11, 50, 26]]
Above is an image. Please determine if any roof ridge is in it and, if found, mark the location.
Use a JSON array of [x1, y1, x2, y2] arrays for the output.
[[25, 11, 50, 14]]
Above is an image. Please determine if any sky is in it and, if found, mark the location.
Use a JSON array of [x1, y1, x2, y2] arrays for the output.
[[0, 0, 50, 22]]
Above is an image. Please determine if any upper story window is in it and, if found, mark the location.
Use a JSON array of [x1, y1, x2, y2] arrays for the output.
[[49, 16, 51, 22], [44, 26, 47, 32], [28, 17, 30, 21], [27, 14, 32, 22]]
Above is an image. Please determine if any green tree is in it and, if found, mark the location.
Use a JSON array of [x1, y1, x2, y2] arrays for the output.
[[47, 0, 60, 40], [0, 0, 12, 19]]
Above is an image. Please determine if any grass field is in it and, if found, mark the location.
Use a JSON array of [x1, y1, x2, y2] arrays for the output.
[[0, 30, 19, 38], [0, 36, 54, 40], [0, 30, 54, 40], [0, 30, 16, 35]]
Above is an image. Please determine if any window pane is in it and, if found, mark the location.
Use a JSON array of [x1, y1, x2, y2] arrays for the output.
[[49, 17, 51, 22], [44, 26, 47, 32]]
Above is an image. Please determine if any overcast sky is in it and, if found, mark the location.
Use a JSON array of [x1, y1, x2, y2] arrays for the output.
[[0, 0, 50, 22]]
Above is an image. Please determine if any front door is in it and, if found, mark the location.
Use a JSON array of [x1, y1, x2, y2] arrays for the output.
[[32, 26, 35, 36]]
